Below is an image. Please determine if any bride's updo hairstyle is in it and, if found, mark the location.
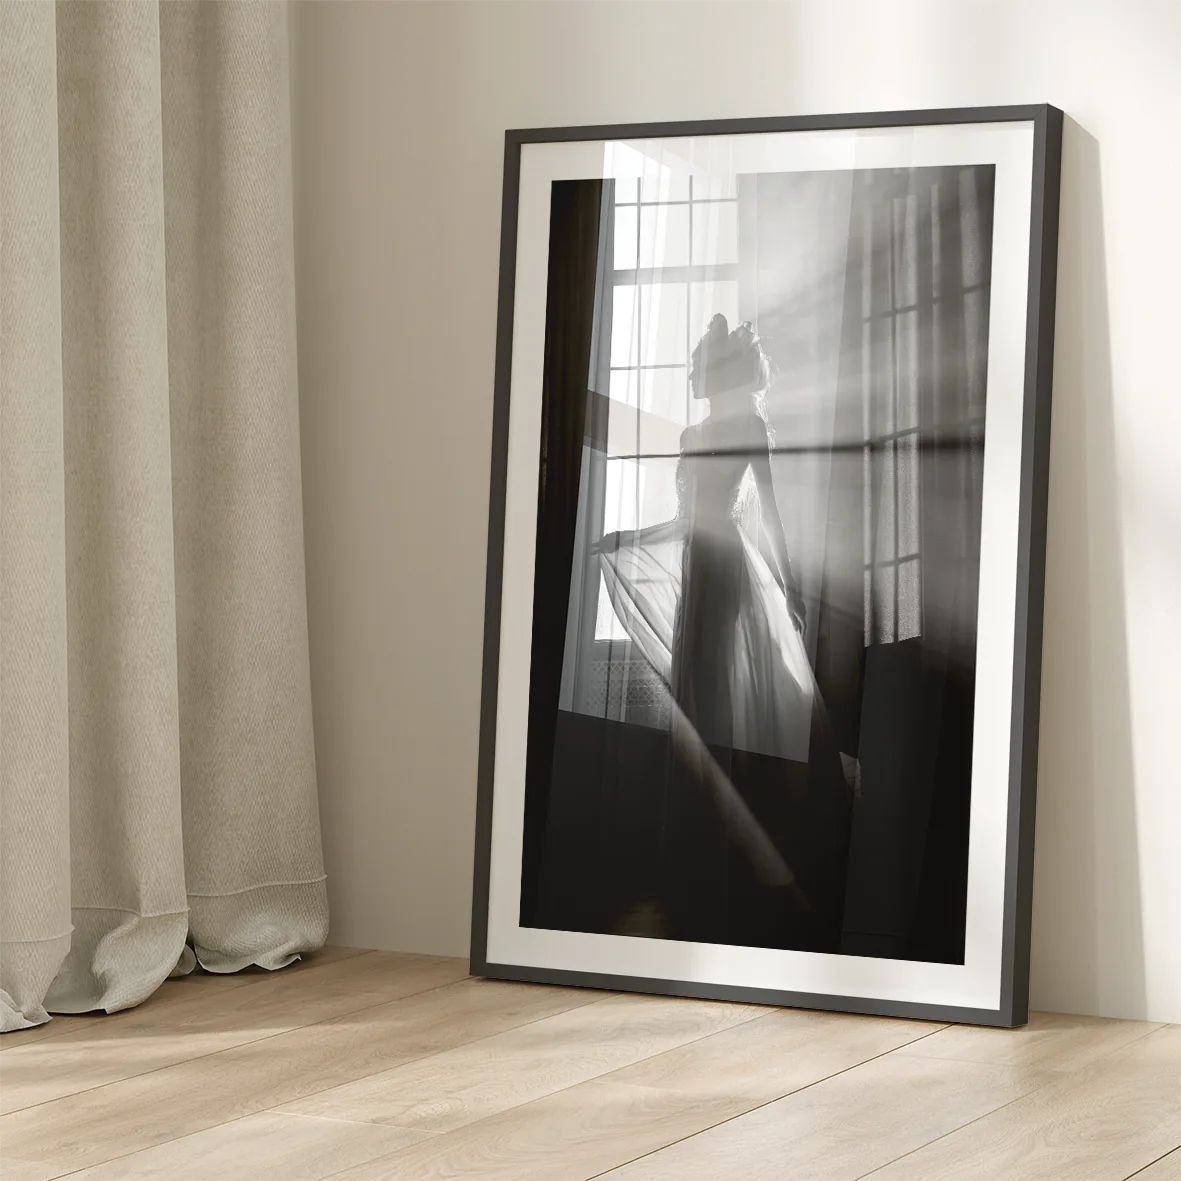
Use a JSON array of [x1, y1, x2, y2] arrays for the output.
[[689, 314, 775, 400]]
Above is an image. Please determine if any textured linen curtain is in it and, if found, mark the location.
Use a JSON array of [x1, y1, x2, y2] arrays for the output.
[[0, 0, 327, 1031]]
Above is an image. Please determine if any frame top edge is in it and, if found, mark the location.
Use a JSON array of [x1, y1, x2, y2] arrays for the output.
[[505, 105, 1058, 146]]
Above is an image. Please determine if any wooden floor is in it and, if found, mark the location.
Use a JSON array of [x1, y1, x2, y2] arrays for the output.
[[1, 948, 1176, 1181]]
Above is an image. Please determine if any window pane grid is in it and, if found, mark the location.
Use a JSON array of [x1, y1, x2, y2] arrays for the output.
[[610, 178, 741, 428], [601, 176, 744, 642], [864, 186, 937, 646]]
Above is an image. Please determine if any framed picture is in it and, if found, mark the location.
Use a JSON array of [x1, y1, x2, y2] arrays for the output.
[[471, 105, 1062, 1027]]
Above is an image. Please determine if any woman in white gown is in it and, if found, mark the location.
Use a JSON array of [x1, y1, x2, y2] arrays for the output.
[[594, 314, 850, 947]]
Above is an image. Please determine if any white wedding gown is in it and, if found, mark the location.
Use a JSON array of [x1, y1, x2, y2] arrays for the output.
[[595, 413, 815, 766]]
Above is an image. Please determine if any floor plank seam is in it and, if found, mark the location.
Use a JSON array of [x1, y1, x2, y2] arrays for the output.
[[581, 1021, 955, 1181], [270, 1108, 444, 1136], [1124, 1146, 1181, 1180], [846, 1070, 1080, 1180], [889, 1018, 1167, 1068]]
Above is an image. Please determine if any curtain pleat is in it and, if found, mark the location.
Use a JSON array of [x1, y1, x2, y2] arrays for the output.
[[53, 0, 191, 1019], [0, 0, 327, 1032], [158, 3, 326, 973], [0, 0, 73, 1031]]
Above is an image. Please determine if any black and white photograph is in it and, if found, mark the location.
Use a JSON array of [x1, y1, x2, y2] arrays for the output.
[[473, 109, 1062, 1026], [523, 162, 995, 966]]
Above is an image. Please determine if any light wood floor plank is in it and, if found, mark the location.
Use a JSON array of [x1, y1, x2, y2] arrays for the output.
[[896, 1009, 1163, 1072], [0, 952, 469, 1113], [61, 1111, 434, 1181], [0, 945, 369, 1052], [277, 992, 760, 1133], [604, 1005, 943, 1102], [1, 1014, 104, 1053], [321, 1078, 757, 1181], [863, 1025, 1181, 1181], [599, 1049, 1054, 1180], [0, 978, 595, 1179], [0, 1152, 57, 1180]]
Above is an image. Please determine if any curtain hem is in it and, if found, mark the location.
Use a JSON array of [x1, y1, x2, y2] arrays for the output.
[[0, 990, 51, 1033], [0, 930, 75, 945], [186, 875, 327, 899], [189, 878, 329, 975]]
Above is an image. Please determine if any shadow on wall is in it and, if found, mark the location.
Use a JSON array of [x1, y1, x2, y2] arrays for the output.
[[1030, 118, 1146, 1019]]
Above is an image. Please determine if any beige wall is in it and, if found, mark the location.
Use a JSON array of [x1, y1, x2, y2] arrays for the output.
[[292, 0, 1180, 1022]]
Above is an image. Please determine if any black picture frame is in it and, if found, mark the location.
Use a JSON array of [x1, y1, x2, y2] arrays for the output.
[[471, 105, 1063, 1027]]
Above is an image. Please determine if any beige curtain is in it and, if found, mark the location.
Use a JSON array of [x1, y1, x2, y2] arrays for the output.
[[0, 1, 327, 1031]]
